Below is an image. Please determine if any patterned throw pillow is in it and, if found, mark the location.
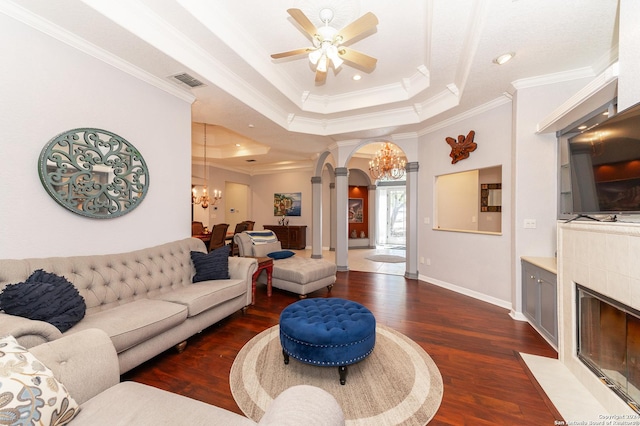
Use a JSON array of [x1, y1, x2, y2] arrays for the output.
[[0, 335, 80, 425], [191, 245, 230, 283]]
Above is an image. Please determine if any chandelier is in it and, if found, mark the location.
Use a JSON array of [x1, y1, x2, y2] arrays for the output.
[[192, 123, 221, 209], [369, 142, 406, 180]]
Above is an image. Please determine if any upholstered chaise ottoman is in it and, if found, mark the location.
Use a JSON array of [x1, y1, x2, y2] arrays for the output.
[[235, 231, 337, 298], [279, 298, 376, 385]]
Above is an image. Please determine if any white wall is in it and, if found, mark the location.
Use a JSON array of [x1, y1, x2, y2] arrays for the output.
[[511, 78, 592, 315], [618, 0, 640, 111], [192, 165, 251, 228], [249, 170, 314, 244], [0, 14, 193, 258], [419, 101, 513, 306]]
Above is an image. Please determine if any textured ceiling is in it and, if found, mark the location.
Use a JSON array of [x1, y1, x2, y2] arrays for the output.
[[5, 0, 619, 174]]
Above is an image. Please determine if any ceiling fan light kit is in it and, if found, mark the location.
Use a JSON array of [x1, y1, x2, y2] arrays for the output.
[[270, 7, 379, 83]]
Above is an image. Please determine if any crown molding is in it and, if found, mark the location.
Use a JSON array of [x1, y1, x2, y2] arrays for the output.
[[180, 0, 432, 115], [536, 63, 619, 134], [300, 66, 431, 114], [511, 67, 595, 90], [1, 0, 196, 104], [419, 95, 511, 136]]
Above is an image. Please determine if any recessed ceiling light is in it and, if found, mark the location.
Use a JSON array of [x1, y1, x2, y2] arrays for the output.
[[493, 52, 515, 65], [578, 125, 587, 130], [248, 124, 255, 128], [603, 111, 610, 116], [352, 74, 362, 81], [235, 143, 241, 147]]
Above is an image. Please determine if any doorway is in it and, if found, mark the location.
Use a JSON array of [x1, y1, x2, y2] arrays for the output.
[[376, 184, 406, 248], [225, 181, 250, 231]]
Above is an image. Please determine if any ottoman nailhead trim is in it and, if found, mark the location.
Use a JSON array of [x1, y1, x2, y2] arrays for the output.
[[283, 347, 375, 366], [280, 332, 374, 349]]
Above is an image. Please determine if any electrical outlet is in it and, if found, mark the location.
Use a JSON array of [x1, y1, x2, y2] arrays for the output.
[[420, 257, 425, 264], [524, 219, 537, 229], [472, 216, 477, 223], [426, 258, 431, 266], [424, 217, 430, 224]]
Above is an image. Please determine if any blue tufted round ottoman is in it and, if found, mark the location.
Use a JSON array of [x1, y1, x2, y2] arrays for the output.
[[279, 297, 376, 385]]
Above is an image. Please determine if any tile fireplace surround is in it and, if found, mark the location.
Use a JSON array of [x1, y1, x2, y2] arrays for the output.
[[558, 220, 640, 416]]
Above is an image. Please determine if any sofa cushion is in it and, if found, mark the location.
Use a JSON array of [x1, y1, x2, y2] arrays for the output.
[[0, 335, 80, 425], [70, 381, 255, 426], [191, 246, 230, 283], [0, 270, 86, 332], [154, 279, 247, 317], [267, 250, 295, 260], [68, 299, 188, 353], [252, 241, 282, 258]]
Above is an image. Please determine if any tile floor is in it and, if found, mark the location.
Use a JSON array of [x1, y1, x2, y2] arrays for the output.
[[297, 247, 406, 276], [521, 353, 609, 423]]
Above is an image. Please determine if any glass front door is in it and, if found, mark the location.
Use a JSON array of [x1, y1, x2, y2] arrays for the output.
[[376, 185, 406, 247]]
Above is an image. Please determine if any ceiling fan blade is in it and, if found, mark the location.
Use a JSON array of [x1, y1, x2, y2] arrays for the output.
[[271, 48, 312, 59], [315, 69, 327, 84], [339, 47, 377, 71], [338, 12, 378, 44], [287, 8, 318, 40]]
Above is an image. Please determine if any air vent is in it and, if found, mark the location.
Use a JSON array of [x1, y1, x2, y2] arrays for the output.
[[171, 73, 205, 88]]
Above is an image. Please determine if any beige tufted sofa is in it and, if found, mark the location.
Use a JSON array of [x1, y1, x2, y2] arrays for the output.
[[0, 238, 257, 373], [30, 328, 345, 425]]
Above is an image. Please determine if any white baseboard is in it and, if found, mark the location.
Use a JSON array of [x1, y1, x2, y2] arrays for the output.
[[418, 274, 512, 311], [509, 310, 527, 321]]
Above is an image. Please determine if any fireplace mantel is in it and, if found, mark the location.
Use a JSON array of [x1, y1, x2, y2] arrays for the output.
[[557, 220, 640, 415]]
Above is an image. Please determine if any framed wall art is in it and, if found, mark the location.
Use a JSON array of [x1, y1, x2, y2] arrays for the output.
[[274, 192, 301, 216], [348, 198, 364, 223]]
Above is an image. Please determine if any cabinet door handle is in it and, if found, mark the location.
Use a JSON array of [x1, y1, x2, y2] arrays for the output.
[[530, 275, 535, 279], [537, 279, 543, 283]]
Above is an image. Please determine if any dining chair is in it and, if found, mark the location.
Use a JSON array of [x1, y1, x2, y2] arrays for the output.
[[192, 221, 205, 236], [230, 222, 249, 256], [208, 223, 229, 252], [242, 220, 255, 231]]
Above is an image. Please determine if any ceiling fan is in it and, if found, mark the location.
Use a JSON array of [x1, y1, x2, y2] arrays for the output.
[[270, 8, 378, 84]]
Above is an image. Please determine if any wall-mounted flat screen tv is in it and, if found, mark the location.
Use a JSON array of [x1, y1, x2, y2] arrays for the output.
[[569, 101, 640, 215]]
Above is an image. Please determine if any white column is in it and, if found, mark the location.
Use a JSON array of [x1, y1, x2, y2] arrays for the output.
[[329, 182, 336, 251], [367, 184, 377, 248], [405, 162, 419, 279], [311, 176, 323, 259], [335, 167, 349, 271]]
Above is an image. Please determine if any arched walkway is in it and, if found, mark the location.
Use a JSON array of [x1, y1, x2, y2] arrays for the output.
[[310, 139, 419, 279]]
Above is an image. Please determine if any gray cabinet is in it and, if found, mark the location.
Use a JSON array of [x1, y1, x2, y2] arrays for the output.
[[522, 258, 558, 348]]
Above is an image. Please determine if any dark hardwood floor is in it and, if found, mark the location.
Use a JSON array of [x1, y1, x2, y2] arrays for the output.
[[123, 271, 562, 425]]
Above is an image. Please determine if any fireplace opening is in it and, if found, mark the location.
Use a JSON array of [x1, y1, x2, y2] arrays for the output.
[[577, 284, 640, 413]]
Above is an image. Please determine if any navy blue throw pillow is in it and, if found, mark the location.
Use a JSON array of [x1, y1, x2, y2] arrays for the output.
[[267, 250, 295, 260], [191, 245, 230, 283], [0, 269, 86, 332]]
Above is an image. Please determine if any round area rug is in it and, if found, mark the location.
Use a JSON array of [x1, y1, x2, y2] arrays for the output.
[[365, 254, 406, 263], [230, 324, 443, 425]]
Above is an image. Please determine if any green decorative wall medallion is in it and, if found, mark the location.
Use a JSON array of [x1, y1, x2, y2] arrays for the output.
[[38, 128, 149, 219]]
